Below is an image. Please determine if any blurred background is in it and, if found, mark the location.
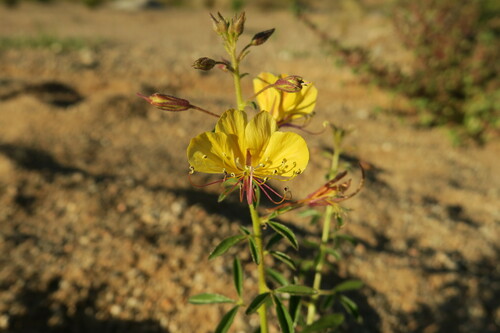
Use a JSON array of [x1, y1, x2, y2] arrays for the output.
[[0, 0, 499, 332]]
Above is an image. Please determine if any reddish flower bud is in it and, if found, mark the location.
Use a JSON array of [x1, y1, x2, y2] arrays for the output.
[[251, 28, 275, 46], [273, 75, 306, 93], [137, 92, 191, 112], [192, 57, 217, 71]]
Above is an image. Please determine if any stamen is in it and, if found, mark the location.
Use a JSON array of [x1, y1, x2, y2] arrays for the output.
[[189, 166, 195, 174]]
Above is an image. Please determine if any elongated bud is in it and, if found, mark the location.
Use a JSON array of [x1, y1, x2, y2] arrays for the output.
[[233, 12, 245, 37], [251, 28, 275, 46], [210, 12, 228, 35], [192, 57, 217, 71], [137, 92, 191, 112], [273, 75, 307, 93]]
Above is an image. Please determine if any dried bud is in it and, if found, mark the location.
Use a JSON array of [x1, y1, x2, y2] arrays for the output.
[[137, 92, 191, 112], [210, 12, 228, 35], [273, 75, 306, 93], [233, 12, 246, 37], [251, 28, 275, 46], [192, 57, 217, 71]]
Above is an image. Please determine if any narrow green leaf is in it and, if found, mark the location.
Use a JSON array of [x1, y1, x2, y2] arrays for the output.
[[298, 208, 321, 217], [340, 295, 361, 322], [233, 258, 243, 298], [275, 285, 317, 296], [209, 235, 247, 260], [239, 225, 251, 235], [302, 314, 344, 332], [324, 247, 342, 260], [188, 293, 235, 305], [265, 267, 289, 286], [268, 221, 298, 250], [336, 233, 357, 244], [265, 233, 283, 251], [218, 179, 239, 202], [215, 305, 239, 333], [309, 214, 321, 225], [302, 239, 320, 249], [332, 280, 364, 293], [319, 294, 335, 311], [335, 215, 345, 227], [273, 294, 294, 333], [270, 251, 296, 270], [253, 185, 261, 208], [288, 295, 301, 324], [248, 237, 260, 265], [245, 292, 271, 315]]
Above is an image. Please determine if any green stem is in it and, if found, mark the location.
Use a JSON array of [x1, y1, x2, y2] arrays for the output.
[[230, 45, 245, 111], [249, 203, 269, 333], [306, 136, 342, 324], [306, 204, 334, 324]]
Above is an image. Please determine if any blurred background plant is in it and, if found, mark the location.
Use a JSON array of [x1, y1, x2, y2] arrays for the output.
[[300, 0, 500, 144]]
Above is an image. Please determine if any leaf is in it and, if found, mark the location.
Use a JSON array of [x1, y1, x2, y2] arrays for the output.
[[302, 239, 320, 249], [275, 285, 317, 296], [273, 294, 294, 333], [218, 178, 239, 202], [298, 208, 321, 217], [270, 251, 297, 270], [309, 214, 321, 225], [288, 295, 301, 324], [248, 237, 261, 265], [319, 294, 335, 311], [265, 267, 289, 286], [209, 235, 247, 260], [239, 225, 251, 235], [265, 233, 283, 251], [215, 305, 239, 333], [340, 295, 362, 322], [332, 280, 364, 293], [233, 258, 243, 298], [324, 247, 341, 260], [335, 233, 357, 244], [335, 215, 345, 227], [302, 314, 345, 332], [268, 221, 299, 250], [245, 292, 271, 315], [188, 293, 235, 305]]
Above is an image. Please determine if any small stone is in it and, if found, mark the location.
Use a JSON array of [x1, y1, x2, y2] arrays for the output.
[[110, 304, 121, 316]]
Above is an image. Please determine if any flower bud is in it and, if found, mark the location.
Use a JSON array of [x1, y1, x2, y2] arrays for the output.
[[233, 12, 245, 37], [192, 57, 217, 71], [210, 12, 228, 35], [137, 92, 191, 112], [251, 28, 275, 46], [273, 75, 306, 93]]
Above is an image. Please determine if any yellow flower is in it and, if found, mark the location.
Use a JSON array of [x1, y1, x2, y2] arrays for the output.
[[253, 72, 318, 127], [187, 109, 309, 204]]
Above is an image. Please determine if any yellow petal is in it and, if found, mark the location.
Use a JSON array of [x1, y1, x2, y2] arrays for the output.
[[253, 72, 283, 121], [215, 109, 247, 154], [187, 132, 241, 174], [258, 131, 309, 178], [245, 111, 277, 163], [282, 82, 317, 118]]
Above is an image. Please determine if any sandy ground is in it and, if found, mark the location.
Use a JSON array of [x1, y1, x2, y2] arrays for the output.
[[0, 2, 499, 332]]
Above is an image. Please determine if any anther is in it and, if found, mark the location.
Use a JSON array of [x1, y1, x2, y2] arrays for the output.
[[189, 166, 195, 174]]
